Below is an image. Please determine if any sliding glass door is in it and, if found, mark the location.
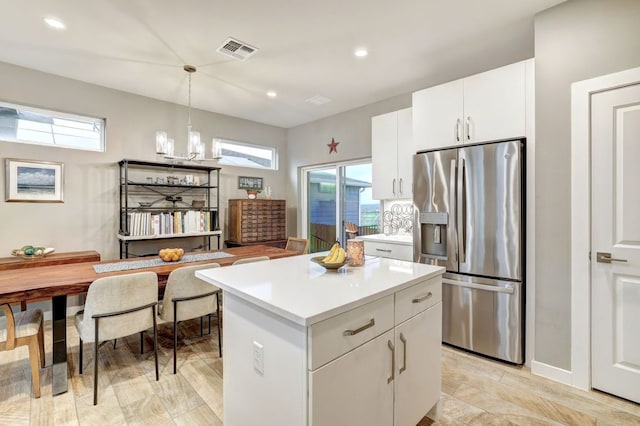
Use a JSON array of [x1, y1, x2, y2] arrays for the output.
[[303, 160, 380, 253]]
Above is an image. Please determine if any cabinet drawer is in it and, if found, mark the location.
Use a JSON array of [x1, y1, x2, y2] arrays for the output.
[[308, 294, 394, 370], [363, 241, 413, 261], [395, 276, 441, 325]]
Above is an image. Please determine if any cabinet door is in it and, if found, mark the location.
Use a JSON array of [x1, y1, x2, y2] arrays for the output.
[[463, 61, 526, 143], [396, 107, 413, 199], [412, 79, 463, 151], [372, 111, 399, 200], [394, 303, 442, 426], [309, 330, 394, 426]]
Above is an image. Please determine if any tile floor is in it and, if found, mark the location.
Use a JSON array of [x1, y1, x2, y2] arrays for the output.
[[1, 317, 639, 425]]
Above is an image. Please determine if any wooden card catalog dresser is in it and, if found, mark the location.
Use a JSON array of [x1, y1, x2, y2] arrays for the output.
[[227, 199, 286, 247]]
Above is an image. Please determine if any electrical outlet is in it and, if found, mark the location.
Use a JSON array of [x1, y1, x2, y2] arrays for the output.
[[253, 341, 264, 375]]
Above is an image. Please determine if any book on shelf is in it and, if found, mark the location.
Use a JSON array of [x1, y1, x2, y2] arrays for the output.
[[127, 210, 211, 237]]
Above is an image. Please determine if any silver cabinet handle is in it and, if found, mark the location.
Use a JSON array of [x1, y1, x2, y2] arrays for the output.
[[399, 178, 403, 195], [392, 178, 396, 195], [412, 292, 433, 303], [455, 119, 461, 142], [466, 116, 471, 141], [399, 333, 407, 374], [596, 252, 628, 264], [376, 248, 392, 253], [387, 340, 395, 384], [342, 318, 375, 336]]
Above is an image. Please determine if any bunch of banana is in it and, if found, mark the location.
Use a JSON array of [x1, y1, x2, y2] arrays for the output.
[[322, 241, 346, 264]]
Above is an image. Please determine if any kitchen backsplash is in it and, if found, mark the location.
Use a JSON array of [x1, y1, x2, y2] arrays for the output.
[[382, 201, 414, 235]]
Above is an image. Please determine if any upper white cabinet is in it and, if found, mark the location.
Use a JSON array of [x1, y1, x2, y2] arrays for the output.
[[413, 60, 531, 151], [372, 107, 413, 200]]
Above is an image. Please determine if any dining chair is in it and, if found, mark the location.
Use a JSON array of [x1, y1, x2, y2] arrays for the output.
[[158, 263, 222, 374], [0, 303, 45, 398], [285, 237, 309, 254], [232, 256, 270, 265], [75, 271, 159, 405]]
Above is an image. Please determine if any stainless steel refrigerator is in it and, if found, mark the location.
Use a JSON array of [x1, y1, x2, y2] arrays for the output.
[[413, 139, 525, 364]]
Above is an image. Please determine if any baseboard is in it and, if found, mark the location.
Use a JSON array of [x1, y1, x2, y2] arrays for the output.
[[531, 360, 573, 386]]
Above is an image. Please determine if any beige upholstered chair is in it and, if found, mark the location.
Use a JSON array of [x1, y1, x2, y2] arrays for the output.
[[75, 271, 159, 405], [0, 304, 45, 398], [285, 237, 309, 254], [232, 256, 270, 265], [159, 263, 222, 374]]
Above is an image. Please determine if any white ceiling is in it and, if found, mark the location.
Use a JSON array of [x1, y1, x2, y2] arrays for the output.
[[0, 0, 564, 129]]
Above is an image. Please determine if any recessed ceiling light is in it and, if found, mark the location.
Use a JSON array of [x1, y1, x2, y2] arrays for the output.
[[354, 48, 368, 58], [266, 90, 277, 98], [43, 17, 66, 30]]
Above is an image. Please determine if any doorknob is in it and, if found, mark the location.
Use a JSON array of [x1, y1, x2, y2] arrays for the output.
[[596, 252, 628, 264]]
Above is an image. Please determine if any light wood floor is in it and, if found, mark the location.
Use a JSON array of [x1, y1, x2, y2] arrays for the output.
[[1, 317, 639, 425]]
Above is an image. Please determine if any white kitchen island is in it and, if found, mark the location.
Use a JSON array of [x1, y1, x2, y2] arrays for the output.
[[196, 253, 445, 426]]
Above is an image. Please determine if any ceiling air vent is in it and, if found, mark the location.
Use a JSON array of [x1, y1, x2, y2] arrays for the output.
[[217, 37, 258, 61]]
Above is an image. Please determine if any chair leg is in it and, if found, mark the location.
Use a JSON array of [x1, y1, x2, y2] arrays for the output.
[[79, 337, 83, 374], [140, 332, 144, 355], [37, 318, 45, 368], [113, 339, 117, 349], [152, 306, 159, 381], [173, 300, 178, 374], [94, 319, 99, 406], [27, 336, 41, 398], [216, 293, 222, 358], [200, 316, 204, 337], [208, 313, 212, 335]]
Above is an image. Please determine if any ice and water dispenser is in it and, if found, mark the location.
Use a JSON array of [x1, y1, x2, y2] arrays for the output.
[[419, 211, 448, 265]]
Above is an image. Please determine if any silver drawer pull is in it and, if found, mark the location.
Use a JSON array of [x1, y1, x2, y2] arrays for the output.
[[375, 248, 392, 253], [387, 340, 395, 384], [399, 333, 407, 374], [343, 318, 375, 336], [412, 292, 433, 303]]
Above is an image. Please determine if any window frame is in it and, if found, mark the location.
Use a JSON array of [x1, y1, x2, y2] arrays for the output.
[[215, 137, 278, 171], [0, 100, 106, 152]]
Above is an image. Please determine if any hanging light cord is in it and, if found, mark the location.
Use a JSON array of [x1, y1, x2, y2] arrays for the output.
[[184, 64, 196, 132]]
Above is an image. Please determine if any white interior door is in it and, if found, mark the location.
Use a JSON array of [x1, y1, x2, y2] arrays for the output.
[[591, 82, 640, 404]]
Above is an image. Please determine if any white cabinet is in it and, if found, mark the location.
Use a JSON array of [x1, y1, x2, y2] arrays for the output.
[[309, 330, 394, 426], [413, 60, 530, 151], [362, 239, 413, 261], [310, 277, 442, 426], [372, 107, 413, 200]]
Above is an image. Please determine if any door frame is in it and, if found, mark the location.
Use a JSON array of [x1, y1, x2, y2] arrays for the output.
[[300, 158, 373, 246], [571, 65, 640, 390]]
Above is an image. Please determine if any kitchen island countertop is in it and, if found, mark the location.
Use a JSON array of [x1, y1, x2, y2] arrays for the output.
[[196, 253, 443, 326]]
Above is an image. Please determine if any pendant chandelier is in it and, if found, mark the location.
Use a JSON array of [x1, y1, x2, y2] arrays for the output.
[[155, 65, 222, 162]]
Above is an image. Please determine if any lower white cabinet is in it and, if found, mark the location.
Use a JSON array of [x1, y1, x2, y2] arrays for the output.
[[309, 330, 395, 426], [309, 277, 442, 426]]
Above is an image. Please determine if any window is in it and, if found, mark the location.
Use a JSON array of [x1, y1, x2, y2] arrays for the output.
[[215, 138, 277, 170], [0, 101, 105, 152], [302, 160, 381, 253]]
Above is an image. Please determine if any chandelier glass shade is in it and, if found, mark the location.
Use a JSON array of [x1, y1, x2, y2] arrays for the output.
[[156, 65, 220, 162]]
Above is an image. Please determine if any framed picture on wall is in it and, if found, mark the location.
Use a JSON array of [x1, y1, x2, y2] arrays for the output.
[[4, 158, 64, 202], [238, 176, 263, 191]]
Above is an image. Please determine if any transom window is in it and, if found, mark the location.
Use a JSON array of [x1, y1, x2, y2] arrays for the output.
[[0, 101, 105, 152], [215, 137, 278, 170]]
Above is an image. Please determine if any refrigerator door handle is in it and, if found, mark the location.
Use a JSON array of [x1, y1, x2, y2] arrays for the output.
[[443, 278, 515, 294], [457, 158, 466, 263], [450, 159, 458, 262]]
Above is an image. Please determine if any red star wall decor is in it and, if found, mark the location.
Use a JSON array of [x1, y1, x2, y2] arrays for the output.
[[327, 137, 340, 154]]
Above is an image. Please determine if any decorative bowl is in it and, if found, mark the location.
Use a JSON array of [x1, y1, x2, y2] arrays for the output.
[[310, 256, 349, 270], [191, 200, 205, 208], [11, 246, 55, 259], [138, 201, 153, 208], [159, 248, 184, 262]]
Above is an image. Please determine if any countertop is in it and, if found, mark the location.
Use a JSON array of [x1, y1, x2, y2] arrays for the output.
[[196, 253, 444, 326], [356, 233, 414, 245]]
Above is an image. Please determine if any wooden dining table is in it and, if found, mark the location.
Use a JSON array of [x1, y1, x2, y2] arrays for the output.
[[0, 245, 299, 395]]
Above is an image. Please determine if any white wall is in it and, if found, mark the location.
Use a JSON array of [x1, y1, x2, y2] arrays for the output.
[[533, 0, 640, 370], [0, 62, 287, 260]]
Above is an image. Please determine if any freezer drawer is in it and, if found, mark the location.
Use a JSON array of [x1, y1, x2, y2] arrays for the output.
[[442, 273, 523, 364]]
